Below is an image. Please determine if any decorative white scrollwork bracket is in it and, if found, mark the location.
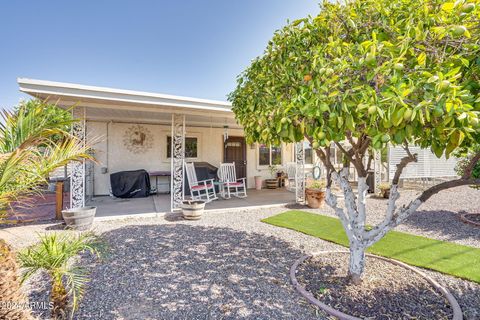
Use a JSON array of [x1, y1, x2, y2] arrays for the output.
[[295, 142, 306, 204], [71, 107, 86, 208], [171, 114, 185, 211]]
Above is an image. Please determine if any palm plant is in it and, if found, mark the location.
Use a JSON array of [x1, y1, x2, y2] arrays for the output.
[[0, 100, 92, 218], [18, 233, 103, 319], [0, 99, 93, 320]]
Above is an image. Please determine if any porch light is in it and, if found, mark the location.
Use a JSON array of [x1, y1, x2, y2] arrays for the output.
[[223, 125, 229, 142]]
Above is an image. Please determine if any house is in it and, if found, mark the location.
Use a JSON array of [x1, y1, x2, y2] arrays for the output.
[[18, 78, 311, 213], [18, 78, 459, 213]]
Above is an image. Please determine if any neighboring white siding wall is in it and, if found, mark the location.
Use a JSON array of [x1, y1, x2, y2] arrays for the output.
[[388, 146, 459, 180], [86, 121, 295, 195]]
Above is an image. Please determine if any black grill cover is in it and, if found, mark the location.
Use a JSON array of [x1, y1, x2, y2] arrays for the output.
[[110, 170, 151, 198]]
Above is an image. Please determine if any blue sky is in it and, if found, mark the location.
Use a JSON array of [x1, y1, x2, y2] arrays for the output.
[[0, 1, 320, 109]]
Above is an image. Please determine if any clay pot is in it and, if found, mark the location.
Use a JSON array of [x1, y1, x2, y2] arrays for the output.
[[254, 176, 262, 190], [305, 188, 325, 208], [381, 188, 390, 199]]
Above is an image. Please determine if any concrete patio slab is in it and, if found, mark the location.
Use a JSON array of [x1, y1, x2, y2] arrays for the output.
[[90, 188, 296, 221]]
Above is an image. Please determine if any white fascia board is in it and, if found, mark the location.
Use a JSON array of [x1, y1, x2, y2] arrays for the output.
[[17, 78, 233, 113]]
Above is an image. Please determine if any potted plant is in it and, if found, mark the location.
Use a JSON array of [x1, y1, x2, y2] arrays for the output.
[[181, 200, 206, 220], [62, 206, 97, 230], [265, 165, 278, 189], [379, 182, 391, 199], [305, 180, 326, 208]]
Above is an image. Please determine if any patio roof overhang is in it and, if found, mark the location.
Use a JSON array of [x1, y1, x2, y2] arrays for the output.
[[18, 78, 240, 129]]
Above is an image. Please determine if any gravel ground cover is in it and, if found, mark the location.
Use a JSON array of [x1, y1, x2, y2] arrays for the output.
[[1, 185, 478, 319], [298, 253, 453, 319]]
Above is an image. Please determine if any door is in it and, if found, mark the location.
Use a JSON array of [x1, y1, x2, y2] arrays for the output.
[[224, 136, 247, 179]]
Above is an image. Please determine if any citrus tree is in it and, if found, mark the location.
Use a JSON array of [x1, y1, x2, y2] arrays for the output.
[[229, 0, 480, 283]]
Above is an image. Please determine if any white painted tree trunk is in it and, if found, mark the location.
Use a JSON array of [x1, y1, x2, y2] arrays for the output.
[[319, 149, 478, 284], [349, 241, 366, 284], [325, 171, 427, 283]]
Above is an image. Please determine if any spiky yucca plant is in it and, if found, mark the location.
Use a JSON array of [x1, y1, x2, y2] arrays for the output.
[[0, 99, 93, 319], [18, 233, 103, 320]]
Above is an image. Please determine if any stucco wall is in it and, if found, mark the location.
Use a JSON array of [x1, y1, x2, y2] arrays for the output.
[[86, 121, 295, 195]]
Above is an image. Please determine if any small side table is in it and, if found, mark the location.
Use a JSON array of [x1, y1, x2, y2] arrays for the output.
[[213, 181, 225, 199], [148, 171, 171, 194]]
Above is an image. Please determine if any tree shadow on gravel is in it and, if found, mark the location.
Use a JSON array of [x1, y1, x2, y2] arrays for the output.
[[56, 224, 321, 319], [401, 210, 479, 243], [299, 256, 480, 320]]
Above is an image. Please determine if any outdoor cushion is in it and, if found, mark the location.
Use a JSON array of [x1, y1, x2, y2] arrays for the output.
[[191, 184, 213, 191], [225, 182, 243, 186]]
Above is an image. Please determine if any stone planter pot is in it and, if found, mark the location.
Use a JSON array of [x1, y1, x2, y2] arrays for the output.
[[265, 178, 278, 189], [182, 200, 205, 220], [254, 176, 262, 190], [62, 206, 96, 230], [305, 188, 325, 208]]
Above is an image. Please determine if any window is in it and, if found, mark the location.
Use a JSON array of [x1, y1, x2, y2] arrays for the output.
[[294, 141, 313, 165], [258, 144, 282, 166], [167, 136, 198, 158], [329, 144, 344, 165], [304, 141, 313, 164]]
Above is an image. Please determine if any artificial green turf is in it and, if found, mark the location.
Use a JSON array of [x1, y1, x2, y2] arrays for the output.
[[262, 210, 480, 283]]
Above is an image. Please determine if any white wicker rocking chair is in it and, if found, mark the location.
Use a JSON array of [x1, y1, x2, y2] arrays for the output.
[[184, 162, 217, 203], [217, 162, 247, 199]]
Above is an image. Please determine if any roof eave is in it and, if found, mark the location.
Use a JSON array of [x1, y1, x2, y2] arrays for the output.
[[18, 78, 233, 114]]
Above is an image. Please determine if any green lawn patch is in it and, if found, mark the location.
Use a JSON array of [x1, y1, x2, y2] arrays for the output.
[[262, 210, 480, 283]]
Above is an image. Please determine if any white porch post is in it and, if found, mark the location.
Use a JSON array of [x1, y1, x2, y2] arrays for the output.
[[373, 149, 381, 194], [70, 107, 86, 208], [170, 114, 185, 211], [295, 142, 306, 204]]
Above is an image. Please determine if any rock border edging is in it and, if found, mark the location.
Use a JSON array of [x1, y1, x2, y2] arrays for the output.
[[290, 250, 463, 320], [460, 213, 480, 227]]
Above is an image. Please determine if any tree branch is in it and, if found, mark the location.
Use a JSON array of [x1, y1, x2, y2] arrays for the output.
[[346, 131, 357, 149], [335, 141, 354, 164], [418, 178, 480, 203], [358, 136, 371, 159], [391, 144, 417, 185], [336, 141, 367, 177], [462, 152, 480, 179]]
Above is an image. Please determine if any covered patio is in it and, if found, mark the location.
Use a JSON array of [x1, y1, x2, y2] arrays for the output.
[[18, 78, 306, 216]]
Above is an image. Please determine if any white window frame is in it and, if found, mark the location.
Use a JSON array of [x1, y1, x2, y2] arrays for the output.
[[257, 143, 283, 168], [293, 140, 315, 168], [163, 131, 202, 162], [303, 140, 314, 167]]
